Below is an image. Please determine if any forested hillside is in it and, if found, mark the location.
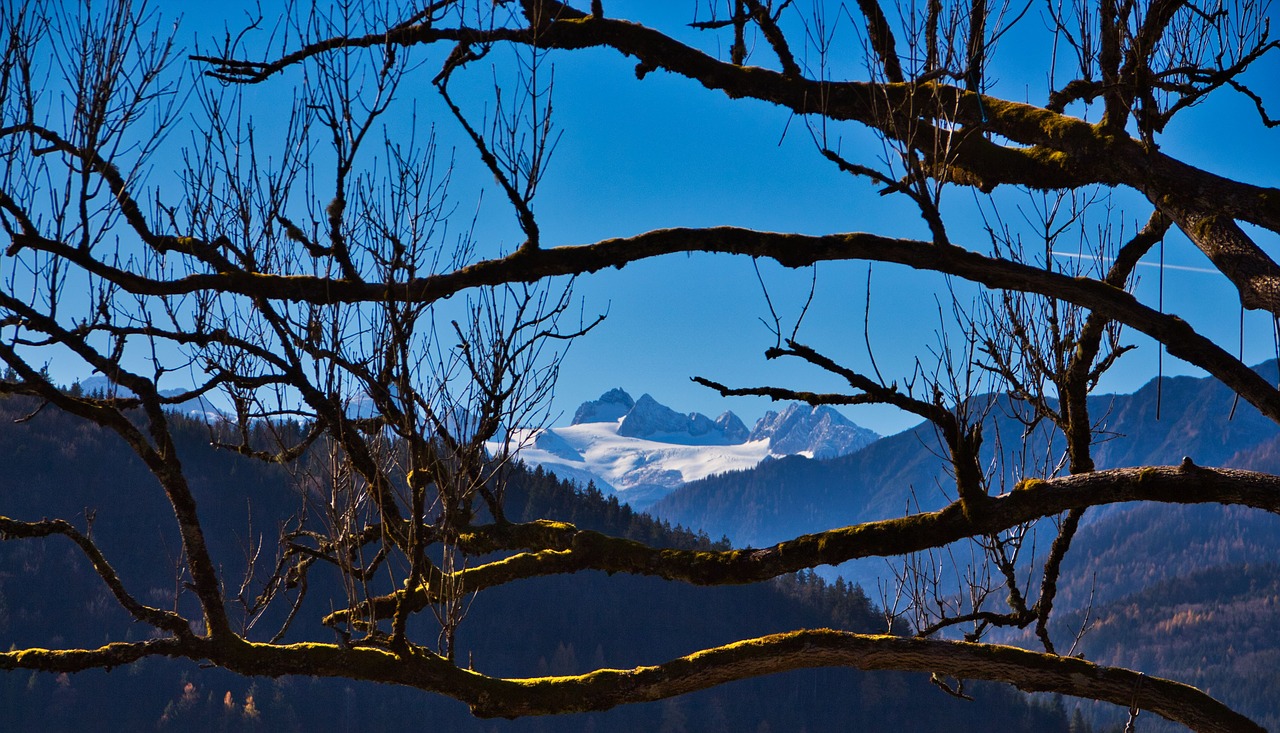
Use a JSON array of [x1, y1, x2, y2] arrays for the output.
[[652, 364, 1280, 548], [1047, 563, 1280, 732], [0, 396, 1072, 731], [650, 366, 1280, 729]]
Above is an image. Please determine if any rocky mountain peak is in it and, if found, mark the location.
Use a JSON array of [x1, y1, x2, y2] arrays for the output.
[[617, 394, 697, 438], [749, 403, 879, 459], [715, 411, 750, 443], [607, 393, 748, 446], [571, 388, 635, 425]]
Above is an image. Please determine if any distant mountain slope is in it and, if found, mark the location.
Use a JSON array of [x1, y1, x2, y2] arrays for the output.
[[1089, 365, 1280, 469], [649, 423, 949, 548], [508, 419, 775, 507], [651, 363, 1280, 548], [1052, 502, 1280, 609]]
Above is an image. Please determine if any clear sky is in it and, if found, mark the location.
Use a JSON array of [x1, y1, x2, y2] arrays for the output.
[[47, 1, 1280, 436]]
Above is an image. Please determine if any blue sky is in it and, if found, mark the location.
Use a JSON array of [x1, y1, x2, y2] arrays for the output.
[[46, 1, 1280, 436]]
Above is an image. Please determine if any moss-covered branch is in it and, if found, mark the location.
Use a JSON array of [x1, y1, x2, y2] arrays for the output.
[[0, 638, 191, 673], [457, 630, 1261, 731], [1161, 200, 1280, 313], [1, 631, 1259, 731], [17, 227, 1277, 425], [324, 464, 1280, 629], [192, 6, 1280, 232]]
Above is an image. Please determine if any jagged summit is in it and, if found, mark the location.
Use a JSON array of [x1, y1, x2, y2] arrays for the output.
[[572, 390, 752, 446], [749, 403, 879, 459], [617, 393, 713, 439], [571, 388, 635, 425], [617, 393, 687, 436], [715, 411, 750, 443]]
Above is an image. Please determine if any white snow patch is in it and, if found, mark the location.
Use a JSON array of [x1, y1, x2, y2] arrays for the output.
[[493, 420, 772, 505]]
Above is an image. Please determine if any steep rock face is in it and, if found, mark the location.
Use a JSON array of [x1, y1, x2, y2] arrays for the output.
[[749, 404, 880, 459], [687, 411, 718, 437], [715, 411, 750, 443], [617, 394, 693, 438], [571, 388, 635, 425], [616, 394, 755, 446]]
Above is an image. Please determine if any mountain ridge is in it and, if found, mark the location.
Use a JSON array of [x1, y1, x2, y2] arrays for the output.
[[507, 388, 880, 507], [651, 362, 1280, 548]]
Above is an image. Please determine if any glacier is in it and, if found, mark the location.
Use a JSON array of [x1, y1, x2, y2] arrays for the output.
[[496, 389, 879, 508]]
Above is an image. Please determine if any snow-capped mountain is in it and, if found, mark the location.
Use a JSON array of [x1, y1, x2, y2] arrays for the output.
[[749, 403, 880, 459], [571, 388, 635, 424], [615, 394, 750, 445], [504, 389, 879, 507], [78, 376, 223, 421]]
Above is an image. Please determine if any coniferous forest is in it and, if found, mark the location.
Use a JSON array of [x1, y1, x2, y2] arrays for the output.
[[0, 395, 1074, 731]]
